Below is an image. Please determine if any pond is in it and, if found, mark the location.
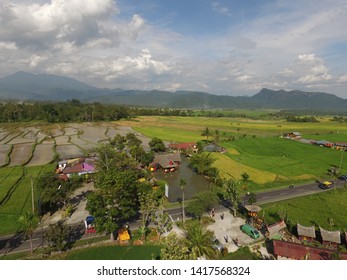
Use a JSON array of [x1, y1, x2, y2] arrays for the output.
[[153, 156, 210, 202]]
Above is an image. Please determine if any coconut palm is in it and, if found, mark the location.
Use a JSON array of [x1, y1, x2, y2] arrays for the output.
[[18, 212, 39, 254], [179, 178, 187, 226], [185, 221, 215, 259]]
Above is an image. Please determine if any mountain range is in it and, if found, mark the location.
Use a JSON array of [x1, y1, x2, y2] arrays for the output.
[[0, 71, 346, 111]]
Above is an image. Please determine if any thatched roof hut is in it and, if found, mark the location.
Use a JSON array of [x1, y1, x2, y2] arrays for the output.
[[297, 224, 316, 238], [319, 227, 341, 244]]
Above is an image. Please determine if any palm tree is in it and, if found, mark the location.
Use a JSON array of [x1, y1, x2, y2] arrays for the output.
[[224, 179, 241, 217], [185, 221, 215, 259], [18, 212, 39, 254], [179, 178, 187, 226]]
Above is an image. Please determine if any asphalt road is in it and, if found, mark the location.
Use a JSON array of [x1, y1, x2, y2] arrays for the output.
[[1, 178, 346, 256]]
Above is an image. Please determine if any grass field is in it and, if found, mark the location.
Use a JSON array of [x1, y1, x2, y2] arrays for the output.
[[260, 187, 347, 231], [0, 164, 55, 235], [65, 244, 162, 260]]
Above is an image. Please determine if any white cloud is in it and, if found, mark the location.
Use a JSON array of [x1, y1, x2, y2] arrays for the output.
[[29, 54, 47, 67], [0, 41, 17, 50], [211, 2, 231, 16]]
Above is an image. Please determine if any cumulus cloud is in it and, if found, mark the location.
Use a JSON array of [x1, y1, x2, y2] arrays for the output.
[[0, 0, 117, 48]]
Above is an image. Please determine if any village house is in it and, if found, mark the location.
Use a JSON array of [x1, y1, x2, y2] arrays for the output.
[[150, 152, 182, 173], [168, 142, 198, 154], [283, 132, 301, 139]]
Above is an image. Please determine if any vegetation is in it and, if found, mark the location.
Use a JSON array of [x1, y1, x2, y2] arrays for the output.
[[66, 244, 162, 260], [18, 212, 39, 255], [260, 187, 347, 231], [0, 164, 54, 235]]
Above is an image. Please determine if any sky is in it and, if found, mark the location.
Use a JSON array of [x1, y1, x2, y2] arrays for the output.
[[1, 0, 347, 97]]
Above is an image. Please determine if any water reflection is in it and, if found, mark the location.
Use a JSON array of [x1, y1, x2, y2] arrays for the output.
[[154, 156, 210, 202]]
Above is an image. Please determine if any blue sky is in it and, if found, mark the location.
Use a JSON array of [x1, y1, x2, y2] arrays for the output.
[[1, 0, 347, 97]]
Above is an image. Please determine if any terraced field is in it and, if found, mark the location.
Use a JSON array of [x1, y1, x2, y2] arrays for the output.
[[0, 122, 143, 235]]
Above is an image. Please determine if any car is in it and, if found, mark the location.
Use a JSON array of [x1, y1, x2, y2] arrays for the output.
[[241, 224, 260, 239], [319, 181, 334, 189], [211, 238, 224, 251], [338, 175, 347, 181]]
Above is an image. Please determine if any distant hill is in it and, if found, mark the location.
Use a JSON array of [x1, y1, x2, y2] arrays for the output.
[[0, 71, 102, 101], [0, 71, 346, 111]]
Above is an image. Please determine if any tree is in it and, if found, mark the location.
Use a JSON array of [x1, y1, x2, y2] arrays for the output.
[[149, 137, 166, 152], [87, 168, 141, 241], [44, 220, 70, 253], [224, 179, 241, 217], [154, 212, 172, 241], [185, 220, 215, 259], [213, 129, 220, 146], [18, 212, 39, 255], [186, 191, 218, 220], [138, 189, 161, 240], [189, 152, 216, 175], [110, 134, 126, 151], [37, 173, 82, 214], [96, 144, 138, 172], [201, 127, 211, 140], [126, 132, 142, 148], [206, 167, 223, 189], [129, 145, 146, 162], [161, 232, 196, 260], [247, 192, 257, 205], [179, 178, 187, 226]]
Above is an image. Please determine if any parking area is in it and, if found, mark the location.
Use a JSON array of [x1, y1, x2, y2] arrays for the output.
[[206, 208, 264, 253]]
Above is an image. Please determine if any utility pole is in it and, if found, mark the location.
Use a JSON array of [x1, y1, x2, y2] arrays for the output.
[[338, 149, 344, 172], [31, 176, 35, 213]]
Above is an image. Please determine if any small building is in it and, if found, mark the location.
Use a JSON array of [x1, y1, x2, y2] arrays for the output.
[[284, 132, 301, 139], [202, 144, 224, 152], [151, 153, 181, 172], [297, 224, 316, 241], [168, 142, 198, 153], [267, 220, 287, 239], [273, 239, 347, 260], [319, 227, 341, 247], [63, 162, 95, 177]]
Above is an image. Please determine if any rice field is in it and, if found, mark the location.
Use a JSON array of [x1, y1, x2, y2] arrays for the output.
[[260, 187, 347, 231], [117, 116, 347, 185]]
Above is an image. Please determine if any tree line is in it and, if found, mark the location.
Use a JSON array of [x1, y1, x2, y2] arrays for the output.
[[0, 100, 197, 123]]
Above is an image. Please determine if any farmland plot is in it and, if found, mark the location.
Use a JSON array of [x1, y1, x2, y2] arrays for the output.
[[64, 127, 79, 136], [7, 131, 36, 144], [9, 143, 34, 166], [0, 131, 23, 144], [55, 135, 70, 145], [0, 144, 11, 166], [79, 126, 108, 143], [51, 127, 64, 137], [22, 127, 40, 141], [70, 135, 98, 151], [56, 144, 84, 159], [26, 144, 55, 166]]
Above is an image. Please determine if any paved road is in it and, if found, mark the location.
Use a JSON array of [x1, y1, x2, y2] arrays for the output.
[[1, 178, 346, 256]]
